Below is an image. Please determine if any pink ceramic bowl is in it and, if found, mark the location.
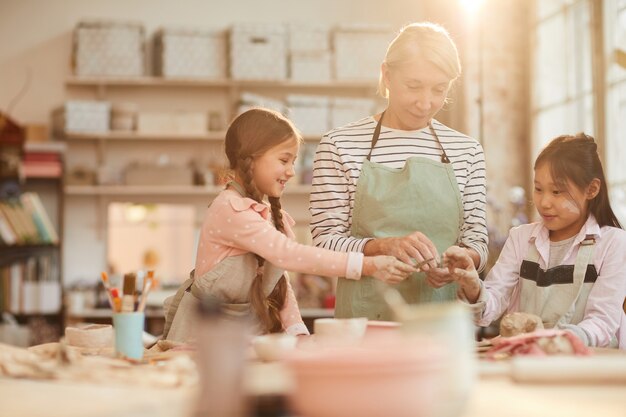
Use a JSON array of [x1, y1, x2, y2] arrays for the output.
[[364, 320, 400, 340], [285, 336, 445, 417]]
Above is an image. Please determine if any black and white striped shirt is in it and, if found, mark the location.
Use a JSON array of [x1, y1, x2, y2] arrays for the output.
[[309, 116, 489, 271]]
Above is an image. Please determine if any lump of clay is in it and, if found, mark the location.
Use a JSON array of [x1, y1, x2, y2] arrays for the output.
[[500, 312, 544, 337]]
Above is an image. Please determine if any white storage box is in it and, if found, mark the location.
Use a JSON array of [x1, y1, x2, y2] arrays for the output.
[[230, 23, 287, 80], [53, 100, 111, 134], [290, 51, 332, 82], [137, 112, 207, 135], [286, 95, 330, 136], [331, 98, 375, 128], [154, 28, 227, 78], [73, 20, 145, 77], [334, 25, 392, 80], [288, 23, 330, 53], [237, 92, 285, 116]]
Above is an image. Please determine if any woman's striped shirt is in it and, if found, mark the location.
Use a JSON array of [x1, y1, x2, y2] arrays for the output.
[[308, 116, 489, 271]]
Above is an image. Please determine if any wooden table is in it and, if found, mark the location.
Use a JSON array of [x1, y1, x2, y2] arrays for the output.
[[2, 357, 625, 417]]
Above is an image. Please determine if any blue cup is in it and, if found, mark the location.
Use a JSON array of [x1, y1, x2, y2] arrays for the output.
[[113, 312, 145, 360]]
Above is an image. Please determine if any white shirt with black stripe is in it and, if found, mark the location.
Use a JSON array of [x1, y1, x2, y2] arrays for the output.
[[309, 116, 489, 272]]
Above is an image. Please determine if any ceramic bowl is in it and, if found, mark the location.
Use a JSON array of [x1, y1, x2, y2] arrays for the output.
[[364, 320, 400, 339], [285, 335, 445, 417], [313, 317, 367, 346], [251, 333, 298, 362]]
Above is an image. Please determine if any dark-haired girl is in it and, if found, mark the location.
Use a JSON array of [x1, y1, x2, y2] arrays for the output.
[[443, 133, 625, 348]]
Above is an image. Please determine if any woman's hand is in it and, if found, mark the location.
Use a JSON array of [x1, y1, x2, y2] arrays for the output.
[[440, 246, 481, 302], [364, 232, 439, 271], [363, 256, 417, 284]]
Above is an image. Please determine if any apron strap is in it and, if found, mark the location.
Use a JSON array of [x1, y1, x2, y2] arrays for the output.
[[428, 123, 450, 163], [556, 235, 596, 326], [366, 112, 449, 164], [227, 180, 247, 197], [526, 242, 541, 263], [366, 111, 385, 161], [162, 274, 195, 340]]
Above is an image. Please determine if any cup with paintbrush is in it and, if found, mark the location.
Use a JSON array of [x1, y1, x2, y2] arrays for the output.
[[112, 272, 145, 360]]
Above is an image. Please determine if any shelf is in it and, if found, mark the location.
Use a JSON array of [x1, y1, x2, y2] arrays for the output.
[[63, 131, 321, 142], [64, 184, 313, 196], [65, 307, 332, 320], [64, 131, 226, 142], [66, 307, 164, 319], [0, 244, 60, 265], [66, 76, 377, 90], [24, 141, 67, 153]]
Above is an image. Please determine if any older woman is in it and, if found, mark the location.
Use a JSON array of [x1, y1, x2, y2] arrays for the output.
[[309, 22, 488, 320]]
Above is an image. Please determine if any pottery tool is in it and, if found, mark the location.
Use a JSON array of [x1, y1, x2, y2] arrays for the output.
[[414, 257, 435, 270], [121, 273, 137, 313], [100, 272, 115, 310]]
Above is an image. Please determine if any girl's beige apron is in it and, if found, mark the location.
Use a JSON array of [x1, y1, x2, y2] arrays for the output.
[[519, 236, 596, 328], [335, 113, 464, 320], [519, 236, 618, 346], [162, 184, 285, 342], [162, 254, 284, 342]]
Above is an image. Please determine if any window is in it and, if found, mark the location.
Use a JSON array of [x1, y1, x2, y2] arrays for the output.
[[605, 0, 626, 223], [532, 0, 626, 224], [532, 0, 594, 157]]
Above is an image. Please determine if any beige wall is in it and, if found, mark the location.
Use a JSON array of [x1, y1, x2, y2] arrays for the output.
[[463, 0, 532, 246], [0, 0, 532, 285], [0, 0, 431, 123]]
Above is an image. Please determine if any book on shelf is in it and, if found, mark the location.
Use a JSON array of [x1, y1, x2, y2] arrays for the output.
[[0, 192, 59, 245], [0, 211, 17, 245], [21, 144, 64, 179], [20, 192, 59, 244], [0, 252, 61, 314]]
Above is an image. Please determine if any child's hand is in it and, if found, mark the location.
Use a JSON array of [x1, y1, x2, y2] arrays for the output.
[[442, 246, 480, 290], [364, 256, 417, 284]]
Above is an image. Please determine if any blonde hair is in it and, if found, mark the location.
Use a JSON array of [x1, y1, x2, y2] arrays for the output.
[[378, 22, 462, 98], [224, 108, 302, 333]]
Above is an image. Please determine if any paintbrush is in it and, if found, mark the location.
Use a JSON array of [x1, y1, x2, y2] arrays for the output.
[[137, 270, 154, 312], [110, 287, 122, 312], [121, 272, 137, 313], [100, 271, 115, 311]]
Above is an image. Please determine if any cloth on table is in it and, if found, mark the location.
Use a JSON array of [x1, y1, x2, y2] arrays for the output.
[[0, 341, 197, 388], [484, 329, 591, 360]]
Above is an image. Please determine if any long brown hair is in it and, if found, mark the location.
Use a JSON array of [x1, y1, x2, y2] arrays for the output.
[[224, 108, 302, 333], [534, 133, 622, 229]]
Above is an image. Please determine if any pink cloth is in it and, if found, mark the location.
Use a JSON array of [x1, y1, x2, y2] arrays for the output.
[[486, 329, 592, 358], [195, 189, 362, 334], [477, 215, 626, 349]]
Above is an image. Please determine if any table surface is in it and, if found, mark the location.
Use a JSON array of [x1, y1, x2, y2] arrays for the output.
[[2, 355, 626, 417]]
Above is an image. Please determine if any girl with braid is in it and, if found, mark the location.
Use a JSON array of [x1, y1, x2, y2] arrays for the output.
[[163, 108, 416, 342]]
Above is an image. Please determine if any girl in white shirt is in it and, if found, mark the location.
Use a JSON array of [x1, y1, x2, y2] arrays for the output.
[[441, 133, 626, 348]]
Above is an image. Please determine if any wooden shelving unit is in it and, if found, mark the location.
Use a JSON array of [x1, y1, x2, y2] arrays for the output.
[[64, 184, 312, 197], [65, 76, 376, 90], [59, 73, 375, 302], [63, 131, 320, 142]]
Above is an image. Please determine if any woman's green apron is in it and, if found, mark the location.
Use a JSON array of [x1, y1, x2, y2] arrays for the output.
[[335, 113, 464, 320]]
